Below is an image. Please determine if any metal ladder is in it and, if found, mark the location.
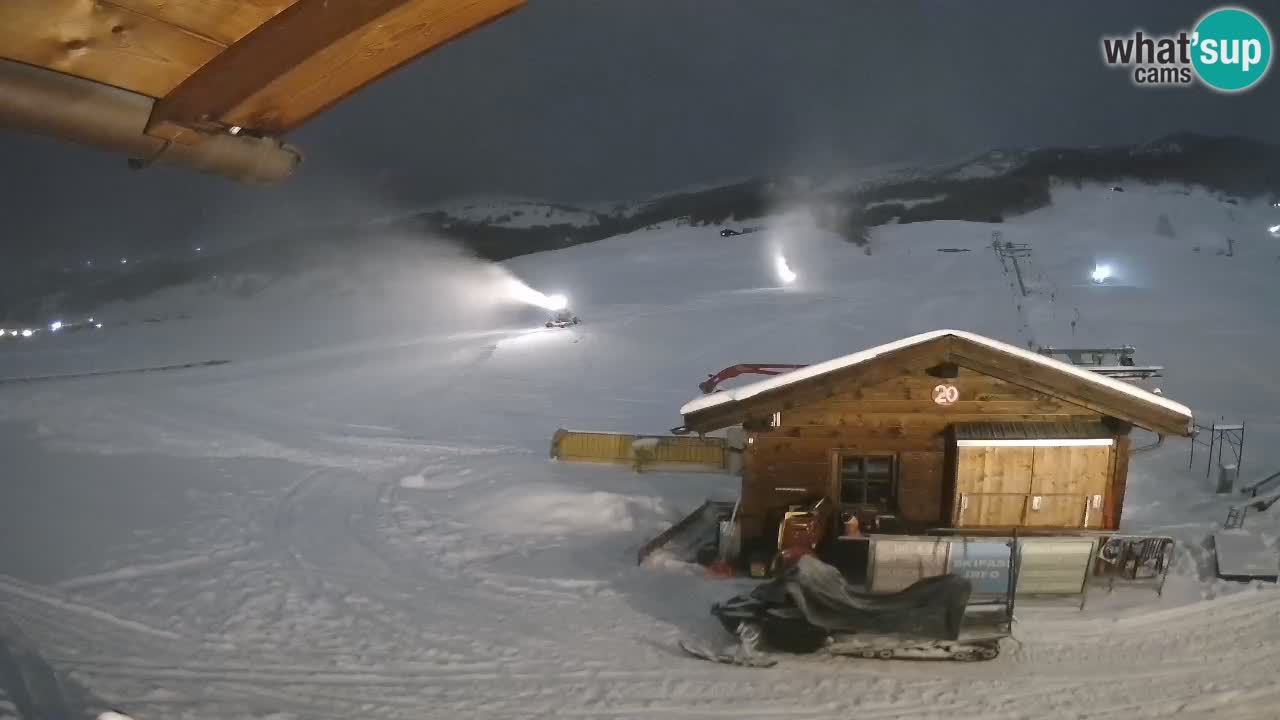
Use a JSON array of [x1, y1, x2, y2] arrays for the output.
[[1224, 505, 1247, 529]]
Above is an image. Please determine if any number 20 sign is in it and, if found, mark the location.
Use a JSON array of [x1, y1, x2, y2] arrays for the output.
[[932, 384, 959, 405]]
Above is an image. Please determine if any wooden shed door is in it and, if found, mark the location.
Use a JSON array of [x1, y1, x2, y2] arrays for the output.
[[1026, 444, 1113, 528], [954, 441, 1114, 529], [954, 446, 1033, 527]]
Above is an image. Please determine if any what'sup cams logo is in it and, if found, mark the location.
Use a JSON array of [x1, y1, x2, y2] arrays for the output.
[[1102, 6, 1272, 92]]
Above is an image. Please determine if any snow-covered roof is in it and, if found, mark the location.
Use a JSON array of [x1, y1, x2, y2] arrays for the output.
[[679, 329, 1193, 419]]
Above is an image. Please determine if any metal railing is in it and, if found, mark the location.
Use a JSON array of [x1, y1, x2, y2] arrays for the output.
[[1240, 468, 1280, 498]]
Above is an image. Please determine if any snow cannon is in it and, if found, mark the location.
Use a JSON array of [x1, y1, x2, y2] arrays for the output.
[[545, 308, 580, 328]]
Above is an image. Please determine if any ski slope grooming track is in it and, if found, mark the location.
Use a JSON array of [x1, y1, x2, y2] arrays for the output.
[[0, 360, 231, 386], [3, 185, 1280, 717]]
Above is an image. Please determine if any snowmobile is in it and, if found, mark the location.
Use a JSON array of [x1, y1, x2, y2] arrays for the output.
[[681, 555, 1009, 665], [545, 309, 580, 328]]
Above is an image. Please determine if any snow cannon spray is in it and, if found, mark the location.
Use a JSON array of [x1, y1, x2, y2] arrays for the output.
[[503, 276, 579, 327], [504, 277, 569, 311], [774, 254, 798, 285]]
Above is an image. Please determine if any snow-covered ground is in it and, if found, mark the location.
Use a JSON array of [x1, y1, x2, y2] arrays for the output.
[[3, 183, 1280, 718]]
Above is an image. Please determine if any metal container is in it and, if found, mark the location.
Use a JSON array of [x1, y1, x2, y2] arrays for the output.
[[867, 536, 950, 593], [1016, 538, 1095, 596], [1217, 463, 1239, 494], [947, 538, 1013, 596]]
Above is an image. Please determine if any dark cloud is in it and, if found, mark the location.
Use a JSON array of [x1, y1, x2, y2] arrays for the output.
[[1, 0, 1278, 263]]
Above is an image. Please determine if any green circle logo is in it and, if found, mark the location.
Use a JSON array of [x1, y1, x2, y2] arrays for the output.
[[1192, 7, 1272, 92]]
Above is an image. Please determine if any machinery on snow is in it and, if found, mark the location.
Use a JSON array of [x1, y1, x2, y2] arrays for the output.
[[545, 308, 580, 328], [681, 555, 1011, 666]]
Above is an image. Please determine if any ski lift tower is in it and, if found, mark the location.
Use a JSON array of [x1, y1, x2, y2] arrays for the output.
[[1189, 418, 1245, 480], [991, 232, 1032, 297]]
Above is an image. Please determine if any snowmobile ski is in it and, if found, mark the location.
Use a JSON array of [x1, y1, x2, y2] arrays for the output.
[[678, 640, 777, 668], [823, 635, 1002, 661]]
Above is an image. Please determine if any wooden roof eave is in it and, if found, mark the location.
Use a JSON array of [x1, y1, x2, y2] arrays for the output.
[[941, 347, 1191, 437], [680, 336, 1192, 438], [146, 0, 524, 142], [0, 0, 524, 144]]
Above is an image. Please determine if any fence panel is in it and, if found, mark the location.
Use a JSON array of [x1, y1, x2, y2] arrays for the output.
[[550, 429, 726, 471]]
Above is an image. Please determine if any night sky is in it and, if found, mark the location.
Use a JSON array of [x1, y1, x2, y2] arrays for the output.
[[2, 0, 1278, 263]]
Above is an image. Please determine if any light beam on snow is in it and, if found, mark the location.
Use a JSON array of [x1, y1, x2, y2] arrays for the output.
[[21, 329, 32, 337], [49, 320, 63, 332], [1091, 264, 1113, 284], [1269, 224, 1280, 236], [774, 254, 798, 284], [497, 327, 561, 349], [505, 277, 570, 311]]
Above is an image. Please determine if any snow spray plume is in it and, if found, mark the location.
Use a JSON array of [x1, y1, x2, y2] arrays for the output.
[[503, 278, 568, 310], [104, 229, 529, 359], [774, 254, 797, 284]]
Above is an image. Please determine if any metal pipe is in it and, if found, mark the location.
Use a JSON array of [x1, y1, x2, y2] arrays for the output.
[[0, 60, 302, 184], [1130, 432, 1165, 455]]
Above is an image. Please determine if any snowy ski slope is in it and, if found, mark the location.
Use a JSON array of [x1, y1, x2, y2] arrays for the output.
[[2, 183, 1280, 718]]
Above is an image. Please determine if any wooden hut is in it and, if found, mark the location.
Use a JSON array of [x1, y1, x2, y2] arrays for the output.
[[677, 330, 1193, 551]]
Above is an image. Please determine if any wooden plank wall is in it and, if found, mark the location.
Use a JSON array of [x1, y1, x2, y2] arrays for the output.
[[953, 443, 1115, 529], [897, 451, 944, 525], [954, 446, 1034, 526], [739, 362, 1107, 543], [1106, 436, 1133, 528]]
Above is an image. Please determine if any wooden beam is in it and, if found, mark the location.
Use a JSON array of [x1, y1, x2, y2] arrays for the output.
[[102, 0, 300, 46], [780, 399, 1086, 419], [1106, 436, 1132, 529], [0, 0, 224, 98], [684, 339, 950, 433], [945, 347, 1191, 437], [149, 0, 523, 137], [750, 434, 944, 454]]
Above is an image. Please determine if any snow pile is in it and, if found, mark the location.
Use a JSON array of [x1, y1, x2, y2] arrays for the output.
[[398, 474, 429, 489], [469, 488, 652, 535]]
